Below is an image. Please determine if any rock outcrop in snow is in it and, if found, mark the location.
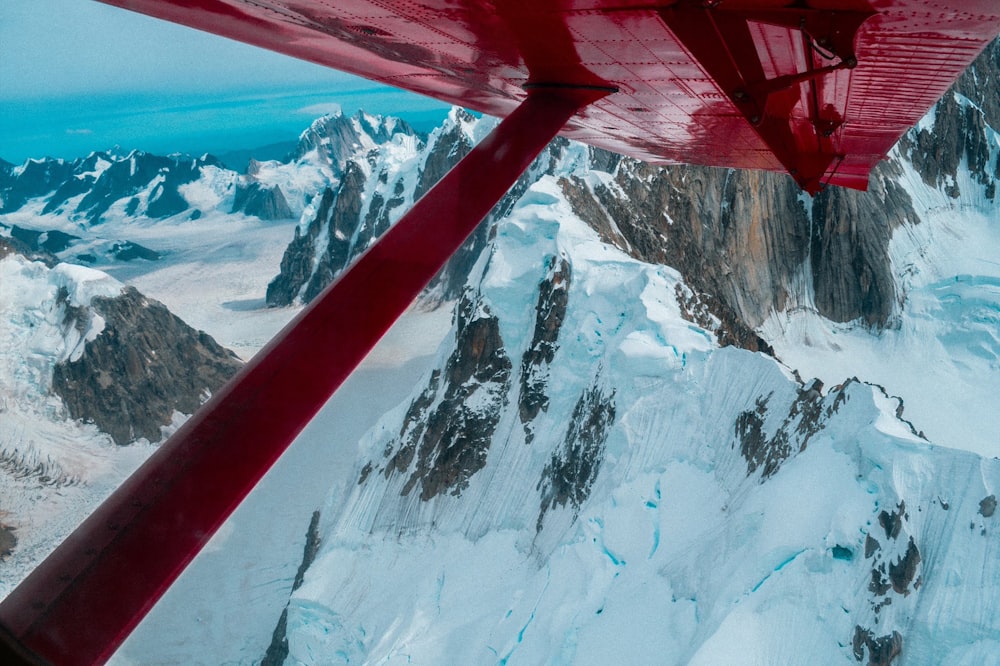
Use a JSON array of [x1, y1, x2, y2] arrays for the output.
[[1, 240, 242, 446], [377, 288, 512, 502], [51, 285, 242, 445]]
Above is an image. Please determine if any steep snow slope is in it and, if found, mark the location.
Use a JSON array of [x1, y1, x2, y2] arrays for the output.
[[764, 92, 1000, 457], [271, 161, 1000, 665]]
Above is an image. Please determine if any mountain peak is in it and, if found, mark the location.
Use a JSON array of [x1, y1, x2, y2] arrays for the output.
[[288, 108, 417, 173]]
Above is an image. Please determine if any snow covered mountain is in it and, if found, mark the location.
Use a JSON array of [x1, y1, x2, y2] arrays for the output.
[[0, 109, 418, 266], [266, 108, 481, 306], [0, 108, 421, 602], [0, 236, 243, 598], [239, 43, 1000, 666], [1, 42, 998, 666]]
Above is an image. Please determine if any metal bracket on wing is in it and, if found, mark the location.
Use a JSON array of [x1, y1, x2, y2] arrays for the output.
[[660, 1, 876, 192]]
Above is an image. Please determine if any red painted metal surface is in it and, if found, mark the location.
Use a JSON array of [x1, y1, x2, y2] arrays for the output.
[[91, 0, 1000, 190], [0, 86, 610, 665]]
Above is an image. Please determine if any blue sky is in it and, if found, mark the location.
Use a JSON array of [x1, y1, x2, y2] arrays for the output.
[[0, 0, 450, 163]]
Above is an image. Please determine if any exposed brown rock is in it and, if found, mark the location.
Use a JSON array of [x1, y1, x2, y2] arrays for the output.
[[879, 502, 906, 541], [537, 383, 616, 531], [888, 537, 921, 595], [980, 494, 997, 517], [373, 291, 512, 501], [853, 626, 903, 666], [733, 379, 829, 479], [519, 256, 571, 443], [51, 286, 243, 445]]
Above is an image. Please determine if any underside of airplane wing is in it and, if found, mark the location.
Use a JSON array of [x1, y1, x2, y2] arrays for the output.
[[94, 0, 1000, 192]]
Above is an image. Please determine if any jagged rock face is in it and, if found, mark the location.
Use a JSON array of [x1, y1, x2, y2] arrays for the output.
[[734, 378, 828, 479], [536, 382, 616, 531], [412, 109, 476, 201], [265, 162, 366, 306], [266, 111, 483, 307], [379, 290, 512, 501], [564, 145, 930, 331], [564, 161, 814, 339], [262, 510, 322, 666], [957, 40, 1000, 127], [809, 162, 918, 325], [900, 40, 1000, 198], [51, 285, 242, 445], [519, 256, 571, 443], [287, 110, 416, 175], [850, 500, 921, 666], [231, 181, 293, 220]]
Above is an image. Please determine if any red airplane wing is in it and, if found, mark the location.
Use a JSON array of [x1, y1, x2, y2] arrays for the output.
[[93, 0, 999, 191]]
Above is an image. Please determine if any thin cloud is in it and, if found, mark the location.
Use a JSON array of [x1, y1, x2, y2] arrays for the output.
[[297, 102, 343, 117], [66, 128, 94, 135]]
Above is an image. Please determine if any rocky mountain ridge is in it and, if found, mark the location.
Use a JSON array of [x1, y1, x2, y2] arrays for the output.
[[1, 238, 242, 446], [266, 108, 484, 306], [261, 40, 1000, 666], [268, 42, 999, 351], [0, 109, 419, 270], [0, 236, 246, 600]]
